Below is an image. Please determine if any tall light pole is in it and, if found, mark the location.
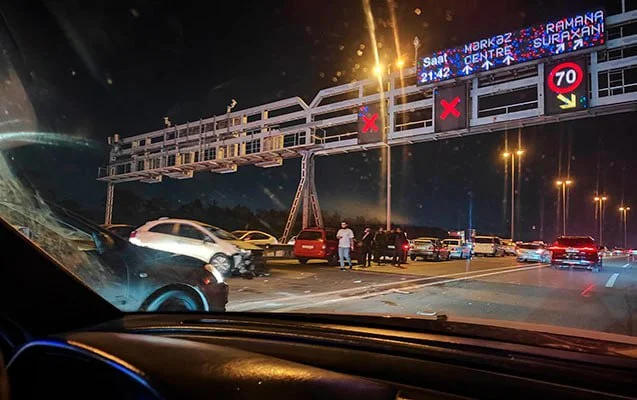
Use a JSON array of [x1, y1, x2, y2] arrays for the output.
[[556, 180, 573, 235], [374, 59, 404, 230], [619, 206, 631, 248], [594, 196, 608, 246], [502, 149, 523, 240]]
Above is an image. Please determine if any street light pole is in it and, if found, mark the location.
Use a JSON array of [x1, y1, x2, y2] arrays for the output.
[[556, 180, 573, 235], [503, 150, 523, 241], [620, 206, 631, 248], [595, 196, 608, 246]]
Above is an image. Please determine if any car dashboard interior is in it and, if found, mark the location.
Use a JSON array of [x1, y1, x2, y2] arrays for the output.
[[2, 313, 637, 400]]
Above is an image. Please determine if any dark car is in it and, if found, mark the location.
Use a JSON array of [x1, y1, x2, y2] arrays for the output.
[[100, 223, 136, 238], [293, 227, 361, 265], [409, 237, 451, 261], [0, 201, 228, 311], [549, 236, 602, 272]]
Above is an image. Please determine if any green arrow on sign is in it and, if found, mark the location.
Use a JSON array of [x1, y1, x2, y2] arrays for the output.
[[557, 93, 577, 109]]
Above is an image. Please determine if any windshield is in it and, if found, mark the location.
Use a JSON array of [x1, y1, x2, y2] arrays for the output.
[[202, 225, 239, 241], [1, 0, 637, 352]]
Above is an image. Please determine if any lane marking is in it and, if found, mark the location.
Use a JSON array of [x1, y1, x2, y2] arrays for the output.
[[580, 283, 595, 297], [605, 273, 619, 288], [231, 262, 542, 311], [275, 264, 546, 312], [621, 263, 630, 269]]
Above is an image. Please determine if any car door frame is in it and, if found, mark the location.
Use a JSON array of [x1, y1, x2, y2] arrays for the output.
[[174, 222, 219, 262]]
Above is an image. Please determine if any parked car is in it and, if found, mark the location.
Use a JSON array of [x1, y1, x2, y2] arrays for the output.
[[232, 230, 279, 246], [441, 238, 472, 259], [409, 237, 450, 261], [501, 240, 517, 256], [0, 201, 228, 311], [101, 223, 136, 238], [473, 236, 505, 257], [130, 218, 264, 277], [293, 227, 361, 265], [516, 242, 551, 263], [549, 236, 602, 272]]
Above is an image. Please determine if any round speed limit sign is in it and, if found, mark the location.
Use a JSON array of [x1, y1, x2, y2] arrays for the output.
[[547, 62, 584, 94]]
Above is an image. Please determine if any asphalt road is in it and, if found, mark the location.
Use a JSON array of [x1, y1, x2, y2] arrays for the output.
[[226, 255, 637, 336]]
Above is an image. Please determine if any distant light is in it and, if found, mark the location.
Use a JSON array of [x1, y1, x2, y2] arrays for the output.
[[373, 65, 383, 76], [516, 149, 524, 156], [502, 152, 510, 158], [414, 8, 422, 15], [356, 49, 364, 56], [602, 196, 608, 201], [396, 59, 405, 69], [556, 180, 563, 186], [594, 196, 600, 201], [359, 43, 366, 50], [565, 180, 572, 185], [620, 207, 625, 211]]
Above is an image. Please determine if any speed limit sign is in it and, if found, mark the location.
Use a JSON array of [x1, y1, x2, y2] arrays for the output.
[[544, 57, 588, 115]]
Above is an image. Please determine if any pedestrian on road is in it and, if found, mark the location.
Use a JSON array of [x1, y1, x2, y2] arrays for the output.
[[361, 227, 374, 267], [336, 221, 355, 270], [393, 226, 408, 267], [373, 227, 386, 265]]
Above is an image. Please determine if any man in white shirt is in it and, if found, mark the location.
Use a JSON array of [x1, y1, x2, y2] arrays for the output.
[[336, 221, 355, 270]]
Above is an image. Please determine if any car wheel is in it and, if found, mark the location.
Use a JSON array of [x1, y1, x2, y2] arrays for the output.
[[593, 262, 602, 272], [445, 252, 450, 261], [298, 258, 309, 265], [410, 255, 416, 261], [143, 288, 205, 312], [435, 252, 441, 262], [210, 253, 233, 276]]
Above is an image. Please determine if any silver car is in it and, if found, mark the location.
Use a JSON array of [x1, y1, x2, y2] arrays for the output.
[[516, 243, 551, 263]]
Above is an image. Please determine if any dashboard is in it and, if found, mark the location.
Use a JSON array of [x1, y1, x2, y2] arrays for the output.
[[3, 314, 637, 399]]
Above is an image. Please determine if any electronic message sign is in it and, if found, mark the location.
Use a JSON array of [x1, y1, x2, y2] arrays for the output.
[[357, 103, 384, 144], [544, 57, 589, 115], [417, 8, 605, 85], [434, 84, 468, 132]]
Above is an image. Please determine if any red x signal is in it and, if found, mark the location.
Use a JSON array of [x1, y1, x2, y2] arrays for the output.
[[440, 96, 461, 120], [362, 113, 379, 133]]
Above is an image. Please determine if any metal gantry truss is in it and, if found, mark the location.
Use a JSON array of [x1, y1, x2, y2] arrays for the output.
[[99, 10, 637, 238]]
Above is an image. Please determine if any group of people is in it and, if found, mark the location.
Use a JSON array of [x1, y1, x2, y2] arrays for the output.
[[336, 222, 409, 271]]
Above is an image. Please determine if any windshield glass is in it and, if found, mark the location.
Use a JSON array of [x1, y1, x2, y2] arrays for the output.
[[1, 0, 637, 351], [202, 225, 239, 241]]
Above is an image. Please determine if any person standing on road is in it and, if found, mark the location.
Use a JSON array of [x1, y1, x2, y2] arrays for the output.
[[336, 221, 355, 270], [360, 227, 374, 267], [373, 227, 386, 265], [393, 226, 408, 267]]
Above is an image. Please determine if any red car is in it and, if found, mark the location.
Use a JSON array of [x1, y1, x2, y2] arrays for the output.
[[549, 236, 602, 272], [293, 227, 361, 265]]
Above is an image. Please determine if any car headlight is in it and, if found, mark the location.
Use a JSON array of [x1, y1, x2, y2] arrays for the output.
[[204, 263, 224, 283]]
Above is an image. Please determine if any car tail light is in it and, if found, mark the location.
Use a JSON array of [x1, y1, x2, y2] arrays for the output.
[[581, 247, 596, 252], [403, 244, 410, 250], [129, 230, 137, 239]]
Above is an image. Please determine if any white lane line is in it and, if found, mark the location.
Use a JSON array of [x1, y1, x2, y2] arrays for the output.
[[621, 263, 630, 269], [230, 262, 542, 311], [605, 273, 620, 288], [275, 264, 546, 312]]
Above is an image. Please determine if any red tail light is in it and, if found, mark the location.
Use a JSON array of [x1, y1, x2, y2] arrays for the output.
[[129, 230, 137, 239], [403, 244, 410, 250], [581, 247, 597, 252]]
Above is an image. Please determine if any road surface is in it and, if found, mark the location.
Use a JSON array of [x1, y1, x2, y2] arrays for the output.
[[226, 255, 637, 336]]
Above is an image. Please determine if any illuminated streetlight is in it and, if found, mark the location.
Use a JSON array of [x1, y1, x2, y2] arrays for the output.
[[373, 64, 383, 76], [502, 149, 524, 240], [619, 206, 631, 248], [395, 59, 405, 69], [594, 195, 609, 246], [556, 179, 574, 235]]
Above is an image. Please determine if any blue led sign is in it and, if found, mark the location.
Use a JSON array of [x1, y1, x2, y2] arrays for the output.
[[417, 9, 605, 85]]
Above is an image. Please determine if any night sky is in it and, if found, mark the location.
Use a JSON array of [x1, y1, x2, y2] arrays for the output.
[[1, 0, 636, 244]]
